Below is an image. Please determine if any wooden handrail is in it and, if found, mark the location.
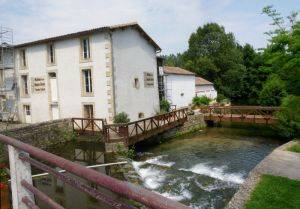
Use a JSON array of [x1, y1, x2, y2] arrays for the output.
[[104, 108, 188, 145]]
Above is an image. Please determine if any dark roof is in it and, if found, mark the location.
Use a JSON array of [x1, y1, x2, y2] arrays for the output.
[[15, 22, 161, 51], [163, 66, 194, 75], [195, 76, 213, 85]]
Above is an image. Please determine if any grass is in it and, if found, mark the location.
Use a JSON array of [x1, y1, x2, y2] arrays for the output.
[[245, 174, 300, 209], [287, 140, 300, 153]]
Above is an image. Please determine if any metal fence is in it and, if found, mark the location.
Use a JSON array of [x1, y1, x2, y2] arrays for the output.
[[0, 134, 191, 209]]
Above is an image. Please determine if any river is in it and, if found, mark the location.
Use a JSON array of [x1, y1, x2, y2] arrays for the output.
[[33, 127, 282, 209]]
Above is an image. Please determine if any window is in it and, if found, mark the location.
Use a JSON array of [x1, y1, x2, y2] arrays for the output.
[[21, 75, 29, 96], [24, 105, 31, 116], [83, 104, 94, 118], [0, 69, 3, 87], [47, 43, 55, 64], [20, 49, 26, 67], [82, 69, 93, 94], [134, 78, 139, 88], [138, 112, 144, 119], [81, 38, 90, 60]]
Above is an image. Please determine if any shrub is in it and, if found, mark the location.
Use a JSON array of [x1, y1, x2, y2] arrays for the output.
[[275, 95, 300, 138], [259, 75, 287, 106], [116, 144, 136, 159], [160, 99, 171, 113], [113, 112, 130, 124], [192, 96, 211, 106]]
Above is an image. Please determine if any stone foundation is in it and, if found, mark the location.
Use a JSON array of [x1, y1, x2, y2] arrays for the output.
[[0, 119, 74, 161], [179, 113, 206, 132], [105, 142, 127, 153]]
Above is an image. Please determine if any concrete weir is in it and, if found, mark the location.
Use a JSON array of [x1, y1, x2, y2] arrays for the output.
[[226, 140, 300, 209]]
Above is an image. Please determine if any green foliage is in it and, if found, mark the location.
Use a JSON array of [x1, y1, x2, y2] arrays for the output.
[[162, 6, 299, 108], [116, 144, 136, 159], [287, 140, 300, 153], [172, 124, 206, 139], [160, 99, 171, 113], [192, 96, 211, 106], [275, 96, 300, 138], [113, 112, 130, 124], [245, 174, 300, 209], [0, 168, 7, 183], [216, 94, 230, 104], [259, 75, 287, 106]]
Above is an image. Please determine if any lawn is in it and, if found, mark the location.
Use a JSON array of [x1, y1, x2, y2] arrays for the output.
[[245, 174, 300, 209], [287, 140, 300, 153]]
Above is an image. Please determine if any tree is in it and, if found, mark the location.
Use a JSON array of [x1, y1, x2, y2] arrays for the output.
[[276, 96, 300, 138], [184, 23, 249, 103], [260, 6, 300, 99], [259, 75, 287, 106]]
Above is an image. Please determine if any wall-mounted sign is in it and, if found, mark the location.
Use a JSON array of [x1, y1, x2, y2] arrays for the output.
[[144, 72, 154, 87], [32, 77, 46, 93]]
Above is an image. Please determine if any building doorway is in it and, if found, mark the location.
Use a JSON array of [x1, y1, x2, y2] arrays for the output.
[[49, 72, 58, 102], [23, 105, 31, 123], [83, 104, 94, 129]]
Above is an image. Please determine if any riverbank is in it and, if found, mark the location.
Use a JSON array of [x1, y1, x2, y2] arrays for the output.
[[227, 140, 300, 209]]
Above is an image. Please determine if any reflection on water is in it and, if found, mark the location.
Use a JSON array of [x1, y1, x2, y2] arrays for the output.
[[132, 127, 282, 209], [33, 141, 121, 209]]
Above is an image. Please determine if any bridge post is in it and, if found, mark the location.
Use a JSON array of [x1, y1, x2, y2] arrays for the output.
[[8, 146, 35, 209]]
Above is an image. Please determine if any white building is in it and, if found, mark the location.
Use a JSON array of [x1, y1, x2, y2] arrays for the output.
[[162, 66, 195, 108], [15, 22, 161, 123], [195, 76, 217, 99]]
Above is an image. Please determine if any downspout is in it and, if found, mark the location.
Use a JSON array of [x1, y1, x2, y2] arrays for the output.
[[109, 31, 117, 118]]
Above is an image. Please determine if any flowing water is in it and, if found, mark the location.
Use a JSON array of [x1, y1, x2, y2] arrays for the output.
[[131, 127, 282, 208], [32, 127, 281, 209]]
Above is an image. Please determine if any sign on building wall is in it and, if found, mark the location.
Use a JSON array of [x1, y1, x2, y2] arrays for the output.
[[144, 72, 154, 87], [32, 77, 46, 93]]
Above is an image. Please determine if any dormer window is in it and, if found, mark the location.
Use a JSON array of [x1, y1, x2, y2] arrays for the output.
[[81, 37, 90, 60], [47, 43, 55, 64]]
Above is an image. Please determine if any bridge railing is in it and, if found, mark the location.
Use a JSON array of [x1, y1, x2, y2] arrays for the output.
[[0, 134, 191, 209], [104, 108, 188, 145], [198, 106, 281, 124], [71, 118, 106, 134]]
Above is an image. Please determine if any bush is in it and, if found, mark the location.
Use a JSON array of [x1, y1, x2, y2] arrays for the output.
[[192, 96, 211, 106], [259, 75, 287, 106], [275, 95, 300, 138], [113, 112, 130, 124], [160, 99, 171, 113]]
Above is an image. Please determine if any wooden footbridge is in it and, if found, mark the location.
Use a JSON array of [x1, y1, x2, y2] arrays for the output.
[[72, 108, 188, 146], [71, 106, 279, 146], [198, 106, 280, 125]]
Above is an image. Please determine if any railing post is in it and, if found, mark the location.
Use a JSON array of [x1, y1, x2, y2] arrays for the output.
[[8, 146, 35, 209]]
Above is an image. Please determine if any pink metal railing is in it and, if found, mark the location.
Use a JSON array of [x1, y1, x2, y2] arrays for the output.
[[0, 134, 191, 209]]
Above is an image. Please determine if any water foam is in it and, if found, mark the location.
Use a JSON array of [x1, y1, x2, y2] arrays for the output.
[[145, 155, 175, 167], [131, 161, 165, 189], [181, 163, 244, 184], [160, 183, 192, 201]]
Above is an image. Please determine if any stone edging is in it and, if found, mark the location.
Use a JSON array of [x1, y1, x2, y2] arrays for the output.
[[226, 140, 299, 209]]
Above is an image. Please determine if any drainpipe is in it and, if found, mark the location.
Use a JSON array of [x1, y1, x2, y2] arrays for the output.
[[109, 31, 117, 118]]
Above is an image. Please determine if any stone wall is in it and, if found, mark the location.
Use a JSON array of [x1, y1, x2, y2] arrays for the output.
[[0, 118, 73, 150], [179, 113, 206, 132]]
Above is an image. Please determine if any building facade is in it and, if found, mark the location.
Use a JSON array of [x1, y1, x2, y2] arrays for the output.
[[15, 23, 161, 123], [195, 76, 217, 99], [162, 66, 195, 108]]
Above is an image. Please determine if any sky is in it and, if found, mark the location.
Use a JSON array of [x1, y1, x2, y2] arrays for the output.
[[0, 0, 299, 55]]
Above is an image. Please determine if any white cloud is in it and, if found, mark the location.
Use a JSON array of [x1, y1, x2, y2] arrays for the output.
[[0, 0, 296, 54]]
